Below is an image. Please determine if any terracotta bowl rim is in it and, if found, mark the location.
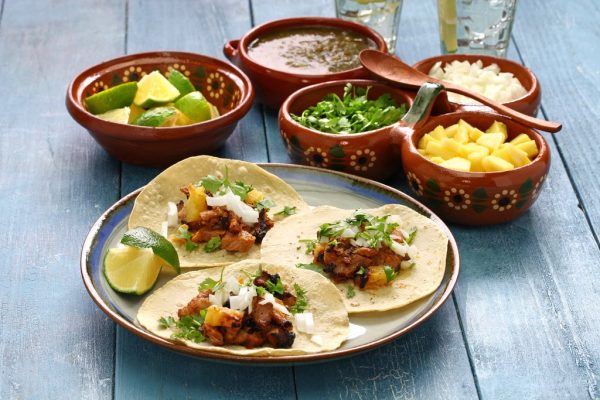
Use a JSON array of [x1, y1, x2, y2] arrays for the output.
[[280, 78, 414, 139], [238, 16, 388, 80], [405, 110, 549, 178], [412, 54, 540, 108], [66, 50, 254, 142]]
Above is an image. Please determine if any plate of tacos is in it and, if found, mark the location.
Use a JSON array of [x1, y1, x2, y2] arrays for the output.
[[81, 156, 459, 363]]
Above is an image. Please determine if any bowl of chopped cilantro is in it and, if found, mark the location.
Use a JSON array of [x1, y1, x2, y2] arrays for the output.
[[279, 79, 413, 180]]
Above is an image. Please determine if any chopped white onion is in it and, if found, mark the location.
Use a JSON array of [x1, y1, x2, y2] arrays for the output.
[[224, 277, 241, 296], [259, 292, 291, 315], [390, 240, 409, 257], [167, 202, 178, 227], [428, 60, 527, 105], [294, 313, 315, 334], [310, 335, 323, 346], [205, 189, 259, 224], [160, 221, 168, 238], [400, 260, 415, 270], [341, 227, 357, 238], [350, 237, 369, 248], [209, 289, 229, 307]]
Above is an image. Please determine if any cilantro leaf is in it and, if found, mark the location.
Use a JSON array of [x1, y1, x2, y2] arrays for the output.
[[275, 206, 297, 216], [200, 175, 223, 194], [159, 310, 207, 344], [256, 199, 275, 212], [229, 181, 253, 200], [289, 284, 309, 314], [255, 286, 267, 297], [346, 285, 356, 299], [405, 227, 417, 245], [198, 268, 225, 292], [265, 276, 285, 295], [383, 265, 398, 282], [296, 262, 325, 275], [177, 225, 198, 252], [356, 266, 367, 276], [299, 239, 317, 255], [203, 236, 221, 253]]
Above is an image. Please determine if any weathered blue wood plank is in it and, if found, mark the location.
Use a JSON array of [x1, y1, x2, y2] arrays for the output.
[[0, 0, 124, 399], [121, 0, 269, 194], [115, 2, 294, 399], [252, 1, 479, 398]]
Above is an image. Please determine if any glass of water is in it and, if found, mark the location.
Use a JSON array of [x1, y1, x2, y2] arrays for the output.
[[335, 0, 404, 53], [437, 0, 517, 58]]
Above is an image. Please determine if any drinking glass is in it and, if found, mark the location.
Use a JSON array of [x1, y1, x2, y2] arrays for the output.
[[437, 0, 517, 58], [335, 0, 404, 53]]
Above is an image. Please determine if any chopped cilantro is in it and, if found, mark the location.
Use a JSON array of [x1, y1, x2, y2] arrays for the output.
[[177, 225, 198, 251], [405, 227, 417, 245], [198, 268, 225, 292], [199, 174, 223, 194], [289, 284, 308, 314], [275, 206, 297, 216], [346, 285, 356, 299], [256, 199, 275, 212], [198, 168, 253, 200], [383, 265, 398, 282], [265, 276, 285, 295], [356, 266, 367, 276], [299, 239, 317, 255], [203, 236, 221, 253], [296, 262, 325, 275], [228, 180, 253, 200], [255, 286, 267, 297], [158, 310, 207, 343]]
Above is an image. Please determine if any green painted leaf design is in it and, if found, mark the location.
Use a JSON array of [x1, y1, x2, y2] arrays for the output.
[[472, 187, 488, 200], [329, 144, 345, 158], [519, 178, 533, 195], [195, 67, 206, 78], [426, 178, 441, 193], [516, 200, 527, 209], [472, 204, 487, 213], [112, 74, 121, 85]]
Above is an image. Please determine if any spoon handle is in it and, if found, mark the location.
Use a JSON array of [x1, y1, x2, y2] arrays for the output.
[[443, 83, 562, 133]]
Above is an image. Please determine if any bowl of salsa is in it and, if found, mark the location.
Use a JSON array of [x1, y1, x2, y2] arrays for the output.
[[224, 17, 388, 109]]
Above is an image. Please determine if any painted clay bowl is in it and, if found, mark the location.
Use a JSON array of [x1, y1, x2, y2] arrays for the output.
[[66, 51, 254, 167], [224, 17, 387, 110], [398, 111, 550, 225], [279, 79, 414, 180], [412, 54, 541, 117]]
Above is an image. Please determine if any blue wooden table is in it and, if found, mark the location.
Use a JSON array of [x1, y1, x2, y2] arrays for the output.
[[1, 0, 599, 398]]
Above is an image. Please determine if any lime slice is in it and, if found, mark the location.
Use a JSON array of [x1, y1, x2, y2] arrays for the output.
[[133, 71, 180, 108], [438, 0, 458, 53], [209, 103, 220, 119], [174, 91, 212, 123], [128, 104, 146, 124], [134, 107, 178, 127], [120, 226, 180, 273], [175, 109, 195, 126], [85, 82, 138, 115], [168, 69, 196, 98], [103, 247, 163, 295], [97, 106, 130, 124]]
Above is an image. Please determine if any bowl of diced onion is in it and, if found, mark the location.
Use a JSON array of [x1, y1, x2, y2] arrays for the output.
[[412, 54, 541, 117]]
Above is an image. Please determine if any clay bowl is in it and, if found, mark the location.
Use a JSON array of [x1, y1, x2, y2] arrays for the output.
[[224, 17, 387, 110], [412, 54, 541, 117], [398, 111, 550, 225], [279, 79, 413, 181], [66, 51, 254, 167]]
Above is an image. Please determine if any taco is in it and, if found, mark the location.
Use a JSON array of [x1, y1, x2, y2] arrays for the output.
[[260, 205, 448, 313], [128, 156, 307, 268], [137, 260, 349, 356]]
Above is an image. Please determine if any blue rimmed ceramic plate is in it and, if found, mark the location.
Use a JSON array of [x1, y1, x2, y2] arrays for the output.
[[81, 164, 459, 364]]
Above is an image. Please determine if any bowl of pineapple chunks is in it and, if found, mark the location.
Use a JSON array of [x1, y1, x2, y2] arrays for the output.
[[399, 110, 549, 225], [66, 51, 254, 166]]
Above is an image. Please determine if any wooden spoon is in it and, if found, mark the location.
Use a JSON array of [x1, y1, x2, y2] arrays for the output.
[[359, 49, 562, 133]]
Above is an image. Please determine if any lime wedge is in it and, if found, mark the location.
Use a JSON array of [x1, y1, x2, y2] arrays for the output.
[[120, 226, 180, 273], [85, 82, 138, 115], [97, 106, 130, 124], [168, 69, 196, 98], [128, 104, 146, 124], [209, 103, 220, 119], [174, 91, 212, 123], [438, 0, 458, 53], [133, 71, 180, 108], [103, 246, 163, 295], [134, 107, 178, 127]]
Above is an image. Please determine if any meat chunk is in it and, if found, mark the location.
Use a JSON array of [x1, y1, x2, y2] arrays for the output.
[[203, 324, 224, 346], [221, 230, 256, 252], [265, 327, 295, 348], [177, 290, 211, 318], [191, 229, 226, 243], [251, 300, 273, 330]]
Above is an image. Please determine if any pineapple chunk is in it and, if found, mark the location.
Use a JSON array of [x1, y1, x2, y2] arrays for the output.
[[469, 127, 485, 142], [418, 148, 427, 155], [418, 133, 437, 149], [429, 156, 445, 164], [445, 123, 459, 137], [440, 138, 464, 159], [467, 152, 487, 172], [477, 133, 505, 151], [458, 118, 474, 132], [245, 189, 265, 206], [482, 155, 514, 172], [486, 120, 508, 141], [204, 305, 244, 328], [516, 140, 539, 158], [454, 124, 470, 144], [363, 266, 389, 289], [461, 142, 490, 157], [510, 133, 531, 146], [440, 157, 471, 172], [429, 125, 448, 141], [502, 143, 531, 167], [185, 184, 207, 222], [426, 140, 453, 159]]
